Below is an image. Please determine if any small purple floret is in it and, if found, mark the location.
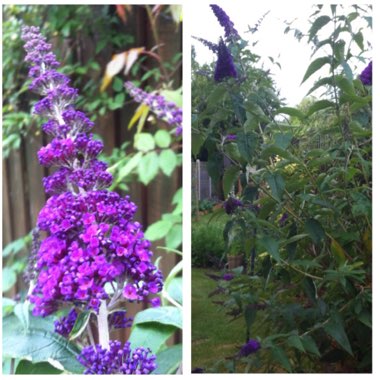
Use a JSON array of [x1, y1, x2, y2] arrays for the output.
[[224, 197, 243, 215], [239, 339, 261, 357], [210, 4, 240, 39]]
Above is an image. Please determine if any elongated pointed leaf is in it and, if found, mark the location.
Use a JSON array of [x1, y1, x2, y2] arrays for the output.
[[236, 131, 256, 163], [15, 360, 63, 374], [308, 16, 331, 42], [277, 107, 305, 120], [302, 57, 330, 84], [134, 306, 182, 329], [304, 218, 326, 244], [301, 335, 321, 357], [261, 236, 280, 262], [324, 312, 353, 356], [307, 100, 335, 117], [223, 166, 240, 197], [265, 172, 285, 201], [69, 311, 91, 341], [272, 346, 292, 372]]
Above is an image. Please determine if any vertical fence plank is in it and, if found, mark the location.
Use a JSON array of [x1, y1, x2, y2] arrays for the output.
[[2, 161, 13, 246]]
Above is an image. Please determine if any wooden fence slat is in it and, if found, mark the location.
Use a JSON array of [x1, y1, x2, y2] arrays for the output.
[[2, 160, 13, 246]]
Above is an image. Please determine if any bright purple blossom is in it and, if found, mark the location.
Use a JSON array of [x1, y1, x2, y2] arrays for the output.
[[226, 134, 236, 141], [22, 26, 163, 316], [279, 212, 288, 227], [125, 81, 182, 136], [77, 340, 156, 374], [359, 61, 372, 86], [224, 197, 243, 215], [210, 4, 240, 39], [150, 297, 161, 308], [239, 339, 261, 357], [214, 39, 238, 82]]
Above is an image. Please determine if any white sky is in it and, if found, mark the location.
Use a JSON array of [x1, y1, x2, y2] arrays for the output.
[[190, 3, 371, 106]]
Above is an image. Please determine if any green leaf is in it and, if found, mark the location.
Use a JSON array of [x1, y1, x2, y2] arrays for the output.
[[304, 218, 326, 244], [265, 172, 285, 201], [287, 335, 305, 353], [2, 297, 16, 316], [2, 314, 83, 373], [117, 152, 143, 181], [272, 346, 292, 372], [274, 133, 293, 150], [330, 238, 346, 266], [3, 234, 31, 257], [167, 277, 182, 306], [261, 236, 280, 262], [324, 311, 353, 356], [308, 15, 331, 42], [159, 149, 177, 176], [236, 131, 256, 163], [112, 77, 124, 92], [302, 277, 317, 304], [154, 130, 171, 148], [145, 220, 173, 241], [353, 31, 364, 51], [302, 57, 330, 84], [69, 311, 92, 341], [192, 131, 205, 156], [14, 302, 30, 330], [152, 344, 182, 374], [15, 360, 63, 374], [307, 100, 335, 117], [277, 107, 305, 120], [134, 133, 155, 152], [207, 85, 227, 106], [165, 224, 182, 249], [223, 166, 240, 198], [306, 77, 333, 96], [336, 76, 355, 96], [134, 306, 182, 329], [129, 323, 176, 354], [2, 267, 17, 292], [301, 335, 320, 356], [137, 152, 159, 185]]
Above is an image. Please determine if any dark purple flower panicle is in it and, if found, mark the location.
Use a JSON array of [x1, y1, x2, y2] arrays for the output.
[[54, 308, 78, 337], [226, 134, 236, 141], [359, 61, 372, 86], [210, 4, 240, 39], [192, 36, 218, 53], [239, 339, 261, 357], [214, 39, 238, 82], [78, 340, 156, 374], [21, 26, 163, 318], [125, 82, 182, 136], [224, 197, 243, 215]]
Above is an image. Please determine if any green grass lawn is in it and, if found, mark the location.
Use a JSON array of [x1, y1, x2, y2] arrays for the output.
[[191, 267, 246, 371]]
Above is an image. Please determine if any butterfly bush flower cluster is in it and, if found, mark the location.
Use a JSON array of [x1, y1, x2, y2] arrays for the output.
[[359, 61, 372, 86], [78, 341, 156, 374], [22, 26, 162, 374], [125, 81, 182, 136], [210, 4, 240, 39]]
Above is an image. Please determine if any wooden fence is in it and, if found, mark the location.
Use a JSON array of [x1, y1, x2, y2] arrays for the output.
[[2, 5, 182, 344]]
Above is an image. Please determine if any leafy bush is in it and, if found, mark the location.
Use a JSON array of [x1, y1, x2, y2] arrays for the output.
[[192, 222, 225, 267]]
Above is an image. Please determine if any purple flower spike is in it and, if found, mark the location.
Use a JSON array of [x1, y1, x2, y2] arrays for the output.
[[78, 340, 157, 374], [125, 82, 182, 136], [359, 61, 372, 86], [22, 26, 163, 322], [214, 39, 238, 82], [239, 339, 261, 357], [222, 273, 234, 281], [192, 36, 218, 53], [210, 4, 240, 39]]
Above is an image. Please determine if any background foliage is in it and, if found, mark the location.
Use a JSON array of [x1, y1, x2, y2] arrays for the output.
[[192, 4, 371, 373]]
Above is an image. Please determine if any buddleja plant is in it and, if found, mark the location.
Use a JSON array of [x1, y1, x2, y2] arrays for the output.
[[7, 25, 167, 375], [192, 4, 371, 373]]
